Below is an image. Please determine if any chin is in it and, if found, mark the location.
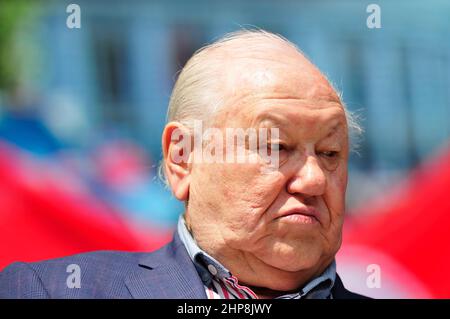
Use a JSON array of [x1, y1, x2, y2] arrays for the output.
[[263, 244, 324, 273]]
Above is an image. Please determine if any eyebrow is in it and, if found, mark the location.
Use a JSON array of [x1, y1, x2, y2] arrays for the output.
[[254, 113, 346, 132]]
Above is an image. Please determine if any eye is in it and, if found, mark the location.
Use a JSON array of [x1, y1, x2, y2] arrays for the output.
[[269, 143, 286, 152], [319, 151, 339, 158], [318, 150, 340, 171]]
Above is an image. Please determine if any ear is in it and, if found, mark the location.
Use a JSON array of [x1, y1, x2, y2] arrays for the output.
[[162, 122, 192, 201]]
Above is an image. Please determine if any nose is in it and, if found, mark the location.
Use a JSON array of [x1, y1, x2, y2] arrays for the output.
[[286, 155, 326, 197]]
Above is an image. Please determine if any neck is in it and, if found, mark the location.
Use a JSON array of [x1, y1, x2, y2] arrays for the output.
[[216, 249, 328, 292]]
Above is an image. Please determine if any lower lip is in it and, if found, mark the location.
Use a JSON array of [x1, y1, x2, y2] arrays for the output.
[[278, 214, 319, 225]]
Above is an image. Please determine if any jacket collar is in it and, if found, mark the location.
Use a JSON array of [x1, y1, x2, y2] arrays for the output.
[[124, 231, 207, 299]]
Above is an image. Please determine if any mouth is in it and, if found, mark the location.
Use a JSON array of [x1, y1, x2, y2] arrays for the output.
[[276, 207, 320, 225]]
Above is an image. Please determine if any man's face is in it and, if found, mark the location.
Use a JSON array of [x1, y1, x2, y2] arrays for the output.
[[186, 50, 349, 276]]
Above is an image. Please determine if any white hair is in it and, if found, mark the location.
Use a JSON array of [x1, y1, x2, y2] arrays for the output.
[[159, 29, 363, 185]]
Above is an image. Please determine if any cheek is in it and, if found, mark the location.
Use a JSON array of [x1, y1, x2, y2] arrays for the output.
[[220, 162, 284, 203], [324, 167, 347, 212], [216, 164, 285, 235]]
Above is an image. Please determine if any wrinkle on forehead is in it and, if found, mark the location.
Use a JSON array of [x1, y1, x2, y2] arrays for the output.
[[221, 60, 339, 106], [200, 37, 344, 125]]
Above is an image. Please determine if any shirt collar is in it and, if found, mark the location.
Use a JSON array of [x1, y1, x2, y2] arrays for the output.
[[177, 215, 336, 298], [177, 216, 231, 284]]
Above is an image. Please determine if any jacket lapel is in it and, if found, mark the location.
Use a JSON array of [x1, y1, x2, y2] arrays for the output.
[[332, 274, 369, 299], [125, 232, 207, 299]]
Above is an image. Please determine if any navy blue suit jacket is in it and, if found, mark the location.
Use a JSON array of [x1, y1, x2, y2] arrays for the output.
[[0, 232, 366, 299]]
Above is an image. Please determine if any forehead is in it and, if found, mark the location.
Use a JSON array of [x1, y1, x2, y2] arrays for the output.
[[252, 100, 347, 140], [220, 46, 341, 100], [212, 45, 347, 132], [252, 100, 346, 126], [219, 73, 345, 131], [219, 55, 341, 113]]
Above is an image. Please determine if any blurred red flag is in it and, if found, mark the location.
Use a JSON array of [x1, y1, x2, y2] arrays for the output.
[[0, 143, 171, 270], [339, 146, 450, 298]]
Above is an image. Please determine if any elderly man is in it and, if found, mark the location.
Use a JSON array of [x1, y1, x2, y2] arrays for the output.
[[0, 30, 366, 299]]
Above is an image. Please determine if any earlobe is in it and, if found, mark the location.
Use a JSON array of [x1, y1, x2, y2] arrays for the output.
[[162, 122, 192, 201], [171, 172, 190, 201]]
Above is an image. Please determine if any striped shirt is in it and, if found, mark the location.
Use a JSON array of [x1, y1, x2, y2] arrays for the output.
[[177, 216, 336, 299]]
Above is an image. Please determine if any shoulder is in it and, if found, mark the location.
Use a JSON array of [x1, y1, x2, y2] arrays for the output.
[[0, 249, 164, 299]]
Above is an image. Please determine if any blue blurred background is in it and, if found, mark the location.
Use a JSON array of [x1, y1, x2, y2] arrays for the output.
[[1, 0, 449, 297]]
